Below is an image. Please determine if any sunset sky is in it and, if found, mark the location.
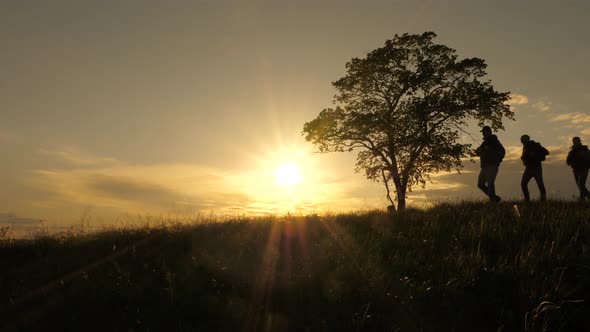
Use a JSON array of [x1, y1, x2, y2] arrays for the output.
[[1, 1, 590, 231]]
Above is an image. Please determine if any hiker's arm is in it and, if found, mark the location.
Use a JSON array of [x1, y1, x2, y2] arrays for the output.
[[475, 143, 484, 156]]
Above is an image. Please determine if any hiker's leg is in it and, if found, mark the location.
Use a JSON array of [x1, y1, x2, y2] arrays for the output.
[[486, 166, 499, 201], [477, 168, 488, 196], [574, 170, 586, 200], [521, 169, 532, 202], [534, 167, 547, 201], [580, 169, 590, 199]]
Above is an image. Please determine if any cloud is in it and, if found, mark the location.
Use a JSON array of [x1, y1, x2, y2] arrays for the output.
[[26, 139, 586, 223], [582, 129, 590, 135], [502, 145, 523, 161], [0, 213, 43, 237], [28, 146, 386, 219], [509, 93, 529, 105], [550, 112, 590, 124], [87, 175, 188, 205], [39, 147, 120, 167], [507, 93, 529, 112], [543, 145, 569, 164], [0, 213, 42, 225], [532, 100, 552, 113], [32, 164, 252, 215]]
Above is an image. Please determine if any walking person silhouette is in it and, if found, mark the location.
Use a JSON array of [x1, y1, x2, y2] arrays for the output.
[[566, 137, 590, 201], [475, 126, 505, 202], [520, 135, 549, 202]]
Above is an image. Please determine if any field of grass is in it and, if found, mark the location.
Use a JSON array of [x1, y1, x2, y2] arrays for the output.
[[1, 201, 590, 331]]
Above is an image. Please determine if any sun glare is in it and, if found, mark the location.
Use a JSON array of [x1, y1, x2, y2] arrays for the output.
[[274, 162, 303, 187]]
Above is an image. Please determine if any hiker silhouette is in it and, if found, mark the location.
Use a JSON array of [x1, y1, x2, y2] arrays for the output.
[[566, 137, 590, 201], [520, 135, 549, 202], [475, 126, 505, 202]]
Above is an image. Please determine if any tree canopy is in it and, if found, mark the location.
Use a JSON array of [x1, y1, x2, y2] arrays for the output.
[[302, 32, 513, 210]]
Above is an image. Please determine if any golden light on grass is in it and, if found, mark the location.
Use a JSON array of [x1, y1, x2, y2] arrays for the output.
[[274, 162, 303, 187]]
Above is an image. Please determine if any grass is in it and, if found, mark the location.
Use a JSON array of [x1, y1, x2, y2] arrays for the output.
[[1, 201, 590, 331]]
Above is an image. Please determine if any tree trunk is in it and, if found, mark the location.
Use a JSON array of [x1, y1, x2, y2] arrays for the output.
[[391, 173, 406, 211], [381, 169, 396, 212], [396, 192, 406, 210], [398, 181, 408, 210]]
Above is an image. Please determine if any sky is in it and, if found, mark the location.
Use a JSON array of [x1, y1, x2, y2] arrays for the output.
[[1, 0, 590, 233]]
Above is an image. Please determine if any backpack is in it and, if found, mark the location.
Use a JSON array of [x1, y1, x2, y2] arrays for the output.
[[580, 149, 590, 167], [534, 142, 549, 162], [497, 143, 506, 163]]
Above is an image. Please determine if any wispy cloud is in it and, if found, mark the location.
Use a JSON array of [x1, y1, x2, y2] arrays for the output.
[[509, 93, 529, 105], [39, 147, 120, 167], [0, 213, 43, 237], [30, 146, 386, 217], [508, 93, 529, 111], [0, 213, 42, 225], [32, 164, 249, 215], [25, 141, 587, 223], [550, 112, 590, 124], [543, 145, 569, 164], [503, 145, 523, 161], [532, 100, 552, 112]]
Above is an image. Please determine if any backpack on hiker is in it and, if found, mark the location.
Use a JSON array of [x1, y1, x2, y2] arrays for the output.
[[533, 142, 549, 162], [496, 142, 506, 163], [579, 148, 590, 168]]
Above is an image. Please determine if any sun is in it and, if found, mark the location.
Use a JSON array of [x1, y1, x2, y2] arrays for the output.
[[274, 162, 303, 187]]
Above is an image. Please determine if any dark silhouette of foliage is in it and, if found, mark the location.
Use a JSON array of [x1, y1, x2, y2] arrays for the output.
[[303, 32, 513, 209]]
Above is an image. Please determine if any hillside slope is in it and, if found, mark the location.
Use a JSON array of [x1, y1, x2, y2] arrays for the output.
[[2, 201, 590, 331]]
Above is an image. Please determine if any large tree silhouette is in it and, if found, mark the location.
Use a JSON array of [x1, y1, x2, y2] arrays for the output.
[[303, 32, 513, 210]]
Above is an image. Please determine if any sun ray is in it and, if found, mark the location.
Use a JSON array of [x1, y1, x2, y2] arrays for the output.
[[245, 221, 281, 331]]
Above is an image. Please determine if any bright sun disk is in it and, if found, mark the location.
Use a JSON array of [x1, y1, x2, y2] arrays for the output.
[[274, 162, 303, 187]]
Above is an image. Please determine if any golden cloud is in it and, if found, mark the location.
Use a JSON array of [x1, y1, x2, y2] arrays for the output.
[[550, 112, 590, 124], [509, 93, 529, 105], [39, 147, 120, 167], [31, 164, 249, 214], [502, 145, 524, 161], [532, 100, 551, 112]]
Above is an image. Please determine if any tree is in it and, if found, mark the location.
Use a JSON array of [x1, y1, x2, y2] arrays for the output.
[[302, 32, 513, 210]]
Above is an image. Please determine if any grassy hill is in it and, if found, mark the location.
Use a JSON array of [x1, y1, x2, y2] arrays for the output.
[[1, 201, 590, 331]]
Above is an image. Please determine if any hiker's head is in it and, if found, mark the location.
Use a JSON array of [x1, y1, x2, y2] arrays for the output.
[[520, 135, 530, 145], [481, 126, 492, 138], [573, 136, 582, 147]]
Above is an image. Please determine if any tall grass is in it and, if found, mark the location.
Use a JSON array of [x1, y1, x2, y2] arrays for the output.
[[1, 201, 589, 331]]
